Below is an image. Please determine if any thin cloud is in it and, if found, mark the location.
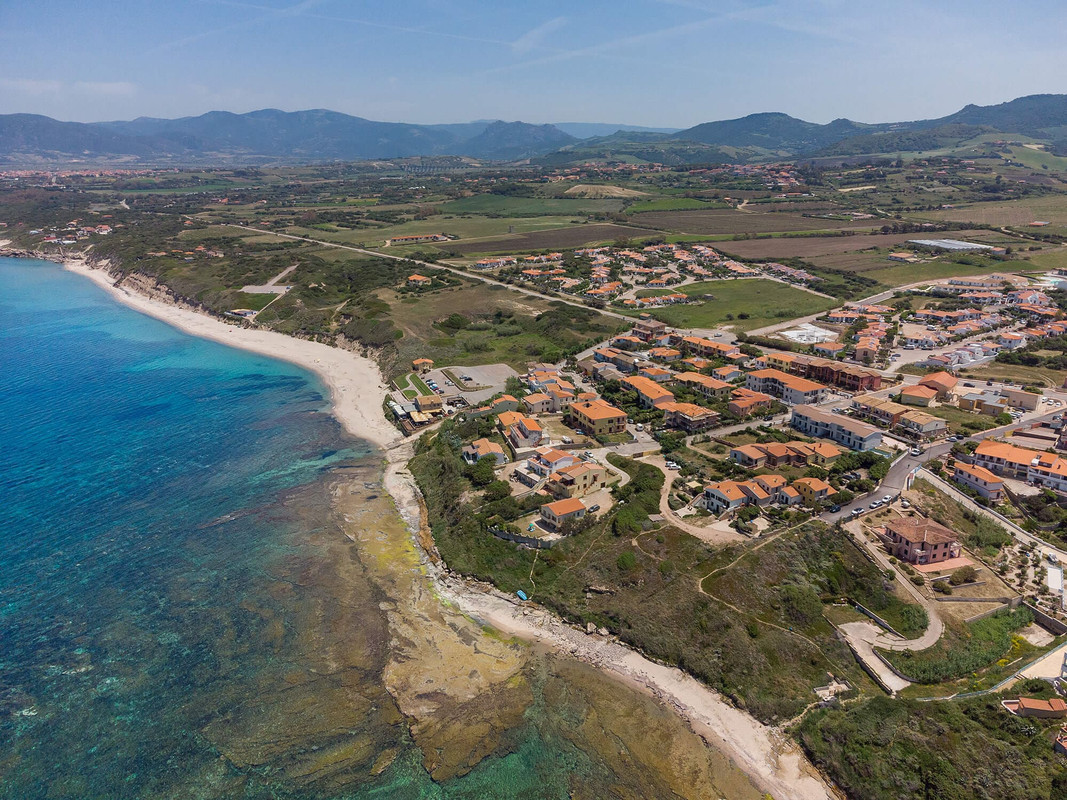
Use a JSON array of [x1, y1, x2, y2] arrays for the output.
[[483, 13, 728, 75], [198, 0, 513, 47], [152, 0, 322, 53], [510, 16, 567, 54]]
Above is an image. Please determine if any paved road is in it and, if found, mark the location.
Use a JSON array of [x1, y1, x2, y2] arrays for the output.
[[220, 223, 635, 323], [823, 405, 1067, 528]]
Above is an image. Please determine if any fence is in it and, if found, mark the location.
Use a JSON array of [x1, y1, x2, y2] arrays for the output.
[[852, 601, 904, 639], [488, 527, 556, 549], [1024, 601, 1067, 635]]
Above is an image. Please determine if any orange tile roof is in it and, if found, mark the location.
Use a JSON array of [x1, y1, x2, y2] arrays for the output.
[[543, 497, 586, 515]]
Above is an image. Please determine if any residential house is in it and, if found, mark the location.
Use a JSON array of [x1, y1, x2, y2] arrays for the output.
[[899, 384, 938, 407], [1003, 697, 1067, 719], [852, 395, 908, 427], [790, 405, 883, 451], [633, 318, 669, 342], [745, 369, 828, 406], [952, 463, 1004, 501], [712, 366, 742, 382], [539, 497, 587, 530], [412, 358, 434, 373], [622, 375, 676, 408], [406, 274, 432, 287], [527, 447, 576, 478], [898, 409, 948, 440], [568, 399, 627, 436], [462, 438, 508, 467], [793, 477, 835, 506], [959, 391, 1011, 416], [974, 440, 1039, 479], [881, 517, 960, 565], [730, 444, 769, 468], [523, 392, 553, 414], [728, 388, 775, 417], [703, 481, 748, 515], [639, 365, 674, 383], [813, 341, 846, 358], [676, 372, 733, 401], [502, 414, 544, 450], [918, 371, 958, 401], [660, 401, 720, 432], [545, 462, 607, 499]]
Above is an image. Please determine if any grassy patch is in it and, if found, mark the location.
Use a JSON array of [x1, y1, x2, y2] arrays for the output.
[[799, 693, 1067, 800], [633, 279, 836, 331], [923, 404, 998, 434], [879, 607, 1034, 683], [961, 360, 1067, 388]]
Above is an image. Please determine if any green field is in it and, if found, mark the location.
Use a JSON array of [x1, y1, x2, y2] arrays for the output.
[[438, 195, 624, 216], [635, 279, 836, 331], [626, 197, 727, 214]]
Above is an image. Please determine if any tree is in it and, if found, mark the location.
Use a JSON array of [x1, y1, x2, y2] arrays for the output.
[[467, 456, 496, 486]]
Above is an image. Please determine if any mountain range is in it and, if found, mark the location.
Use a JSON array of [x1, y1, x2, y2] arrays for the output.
[[2, 94, 1067, 166]]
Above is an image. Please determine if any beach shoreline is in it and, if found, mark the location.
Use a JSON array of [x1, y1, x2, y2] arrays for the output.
[[45, 253, 833, 800], [59, 255, 400, 449]]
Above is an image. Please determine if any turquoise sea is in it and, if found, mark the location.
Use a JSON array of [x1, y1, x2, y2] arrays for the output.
[[0, 257, 757, 800]]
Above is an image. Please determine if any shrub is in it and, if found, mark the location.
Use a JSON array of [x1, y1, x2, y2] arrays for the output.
[[616, 550, 637, 571], [950, 565, 978, 585]]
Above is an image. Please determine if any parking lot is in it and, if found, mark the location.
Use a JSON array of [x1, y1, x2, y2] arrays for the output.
[[423, 363, 518, 404]]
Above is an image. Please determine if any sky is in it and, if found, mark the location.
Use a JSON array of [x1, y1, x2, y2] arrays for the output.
[[2, 0, 1066, 127]]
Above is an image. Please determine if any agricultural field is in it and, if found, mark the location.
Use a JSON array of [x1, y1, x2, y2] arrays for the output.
[[630, 209, 880, 236], [920, 195, 1067, 228], [437, 223, 662, 255], [437, 194, 626, 216], [716, 229, 999, 259], [636, 279, 836, 331], [625, 197, 728, 213]]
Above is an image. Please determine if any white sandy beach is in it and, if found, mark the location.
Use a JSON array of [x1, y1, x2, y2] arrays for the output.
[[58, 254, 833, 800], [62, 257, 400, 449]]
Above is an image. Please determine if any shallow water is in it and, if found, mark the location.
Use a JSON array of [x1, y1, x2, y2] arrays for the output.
[[0, 257, 761, 799]]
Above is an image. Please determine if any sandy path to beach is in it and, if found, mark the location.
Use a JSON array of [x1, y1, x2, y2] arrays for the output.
[[59, 255, 835, 800]]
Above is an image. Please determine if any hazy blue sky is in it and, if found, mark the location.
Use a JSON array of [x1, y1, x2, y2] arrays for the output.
[[2, 0, 1065, 126]]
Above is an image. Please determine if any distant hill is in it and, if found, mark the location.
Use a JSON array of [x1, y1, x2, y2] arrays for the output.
[[674, 112, 881, 154], [0, 110, 576, 165], [450, 121, 576, 160], [552, 122, 681, 139], [5, 94, 1067, 165]]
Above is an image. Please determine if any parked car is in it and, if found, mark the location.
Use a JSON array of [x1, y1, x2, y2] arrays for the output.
[[851, 508, 863, 516], [963, 382, 975, 388], [829, 504, 841, 513], [869, 500, 883, 509], [882, 495, 893, 504], [910, 448, 922, 456], [588, 504, 601, 513]]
